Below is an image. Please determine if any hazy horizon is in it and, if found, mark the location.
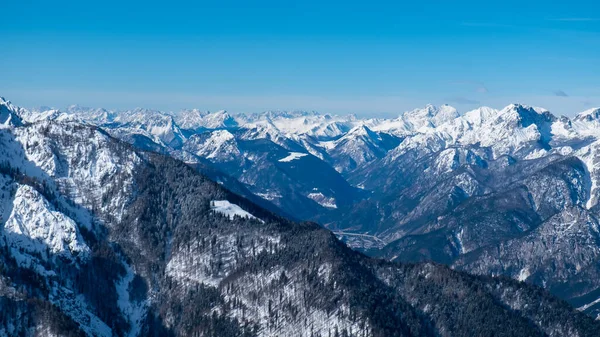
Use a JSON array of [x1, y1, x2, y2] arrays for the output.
[[2, 92, 598, 119]]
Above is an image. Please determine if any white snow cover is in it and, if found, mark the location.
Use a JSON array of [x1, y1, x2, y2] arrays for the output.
[[575, 107, 600, 121], [278, 152, 308, 162], [0, 96, 24, 127], [15, 100, 600, 211], [255, 191, 282, 201], [49, 285, 113, 337], [1, 183, 89, 264], [184, 129, 240, 161], [116, 262, 148, 337], [211, 200, 261, 221], [175, 109, 238, 129], [518, 268, 530, 282], [7, 122, 141, 224], [307, 192, 337, 209], [222, 263, 370, 337], [8, 96, 600, 329], [0, 117, 144, 335], [166, 233, 281, 287]]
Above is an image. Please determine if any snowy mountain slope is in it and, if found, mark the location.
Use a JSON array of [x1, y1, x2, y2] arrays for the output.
[[0, 97, 23, 127], [114, 108, 187, 148], [2, 183, 90, 264], [19, 107, 72, 124], [345, 105, 600, 317], [0, 136, 133, 334], [36, 105, 188, 148], [183, 129, 242, 161], [401, 103, 460, 130], [574, 107, 600, 123], [454, 207, 600, 316], [325, 125, 402, 173], [157, 124, 364, 221], [268, 114, 355, 139], [210, 199, 261, 221], [171, 108, 209, 130], [215, 138, 363, 220], [4, 97, 599, 336], [175, 109, 239, 131], [18, 96, 600, 321]]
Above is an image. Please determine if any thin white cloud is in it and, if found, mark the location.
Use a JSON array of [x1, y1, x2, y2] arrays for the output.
[[447, 97, 480, 105], [553, 90, 569, 97], [548, 18, 599, 22], [476, 86, 489, 94], [582, 100, 595, 107], [460, 22, 516, 28]]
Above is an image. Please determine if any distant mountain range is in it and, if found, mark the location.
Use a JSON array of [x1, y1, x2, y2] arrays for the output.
[[2, 95, 600, 336]]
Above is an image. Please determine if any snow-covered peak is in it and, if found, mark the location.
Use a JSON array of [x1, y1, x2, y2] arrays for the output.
[[462, 106, 499, 127], [65, 104, 92, 114], [99, 109, 186, 147], [2, 184, 90, 264], [402, 104, 459, 130], [0, 96, 24, 127], [259, 113, 356, 139], [247, 110, 321, 121], [203, 110, 238, 129], [501, 103, 555, 118], [240, 119, 286, 143], [175, 108, 209, 129], [115, 107, 167, 122], [362, 117, 411, 135], [64, 105, 116, 124], [174, 109, 238, 130], [209, 129, 235, 142], [345, 124, 379, 139], [183, 129, 240, 161], [21, 108, 75, 123], [389, 103, 561, 162], [575, 107, 600, 122], [496, 104, 556, 132]]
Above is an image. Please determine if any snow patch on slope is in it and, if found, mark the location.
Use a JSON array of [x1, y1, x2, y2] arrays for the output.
[[116, 262, 148, 337], [2, 183, 89, 265], [50, 286, 113, 337], [211, 200, 261, 222], [307, 192, 337, 209], [278, 152, 308, 162], [518, 268, 530, 281]]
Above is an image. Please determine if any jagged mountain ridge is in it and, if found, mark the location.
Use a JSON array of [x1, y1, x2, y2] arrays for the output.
[[18, 97, 600, 320], [20, 102, 475, 222], [1, 97, 599, 336], [342, 104, 600, 318]]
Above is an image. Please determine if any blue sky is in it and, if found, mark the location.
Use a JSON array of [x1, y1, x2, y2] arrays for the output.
[[1, 1, 599, 116]]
